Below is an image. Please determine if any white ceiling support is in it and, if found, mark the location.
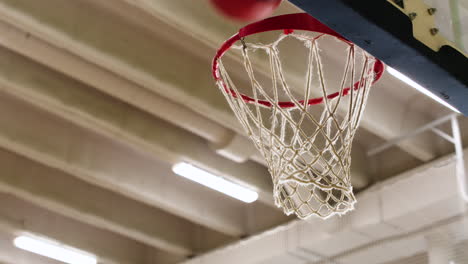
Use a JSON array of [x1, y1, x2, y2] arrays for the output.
[[0, 194, 167, 264], [0, 79, 265, 236], [0, 0, 242, 134], [0, 45, 274, 206], [0, 15, 232, 148], [182, 148, 468, 264], [0, 88, 288, 242], [0, 148, 228, 256], [358, 84, 438, 162], [0, 0, 439, 165], [368, 114, 458, 156], [0, 100, 264, 242], [0, 0, 274, 186], [0, 15, 281, 189], [451, 115, 468, 202], [368, 113, 467, 201], [0, 2, 371, 191]]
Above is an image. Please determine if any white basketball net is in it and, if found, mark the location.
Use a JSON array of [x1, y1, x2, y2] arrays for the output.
[[215, 32, 378, 219]]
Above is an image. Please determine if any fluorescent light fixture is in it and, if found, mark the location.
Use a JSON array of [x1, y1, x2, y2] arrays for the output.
[[14, 235, 97, 264], [387, 67, 460, 113], [172, 162, 258, 203]]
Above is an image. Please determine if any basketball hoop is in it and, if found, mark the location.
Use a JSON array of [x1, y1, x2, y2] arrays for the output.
[[212, 13, 384, 219]]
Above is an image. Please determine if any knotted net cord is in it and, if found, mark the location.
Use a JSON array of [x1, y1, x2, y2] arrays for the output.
[[215, 32, 377, 219]]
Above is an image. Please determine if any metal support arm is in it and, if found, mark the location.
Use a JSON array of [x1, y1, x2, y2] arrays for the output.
[[368, 113, 467, 201]]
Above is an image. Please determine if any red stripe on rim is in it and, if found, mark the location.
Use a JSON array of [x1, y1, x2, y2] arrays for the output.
[[212, 13, 385, 108]]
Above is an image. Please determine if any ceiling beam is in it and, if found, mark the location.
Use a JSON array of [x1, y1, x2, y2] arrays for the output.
[[0, 2, 372, 190], [0, 70, 288, 237], [0, 48, 287, 232], [0, 6, 230, 146], [0, 194, 167, 264], [0, 81, 248, 238], [0, 0, 438, 163], [0, 41, 274, 206], [0, 39, 282, 225], [0, 147, 231, 256]]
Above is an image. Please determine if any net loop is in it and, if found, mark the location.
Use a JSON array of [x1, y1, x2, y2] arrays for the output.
[[213, 13, 384, 219]]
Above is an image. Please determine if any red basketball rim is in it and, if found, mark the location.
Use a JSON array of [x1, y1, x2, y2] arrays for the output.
[[212, 13, 385, 108]]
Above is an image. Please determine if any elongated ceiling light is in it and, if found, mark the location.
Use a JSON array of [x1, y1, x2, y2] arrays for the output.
[[14, 235, 97, 264], [387, 67, 460, 113], [172, 162, 258, 203]]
